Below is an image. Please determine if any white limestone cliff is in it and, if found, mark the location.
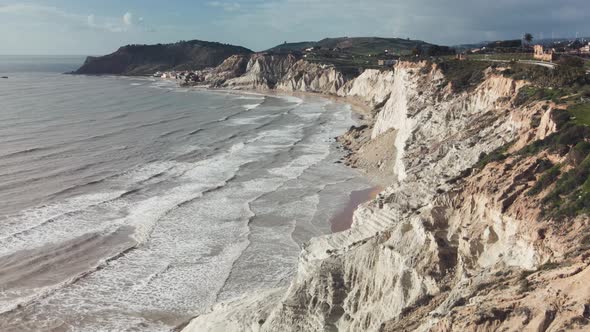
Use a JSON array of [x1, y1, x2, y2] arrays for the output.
[[191, 53, 347, 94], [182, 59, 585, 332], [338, 69, 396, 107]]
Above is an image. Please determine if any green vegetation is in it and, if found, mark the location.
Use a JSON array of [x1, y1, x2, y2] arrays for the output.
[[450, 56, 590, 220], [268, 41, 317, 53], [557, 56, 586, 68], [514, 86, 567, 106], [303, 52, 384, 79], [584, 174, 590, 193], [268, 37, 453, 78], [518, 117, 589, 156], [502, 63, 589, 88], [475, 143, 512, 169], [466, 53, 533, 61], [526, 164, 560, 196], [438, 60, 493, 92], [487, 39, 523, 49], [490, 56, 590, 219], [267, 37, 435, 57], [542, 154, 590, 218], [518, 120, 590, 218], [569, 103, 590, 126]]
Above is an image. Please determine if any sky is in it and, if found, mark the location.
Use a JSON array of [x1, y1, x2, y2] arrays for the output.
[[1, 0, 589, 55]]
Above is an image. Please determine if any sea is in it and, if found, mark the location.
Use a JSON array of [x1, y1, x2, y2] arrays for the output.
[[0, 56, 371, 331]]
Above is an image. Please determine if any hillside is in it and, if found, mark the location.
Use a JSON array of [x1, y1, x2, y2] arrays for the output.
[[268, 37, 434, 56], [267, 37, 453, 78], [74, 40, 253, 76]]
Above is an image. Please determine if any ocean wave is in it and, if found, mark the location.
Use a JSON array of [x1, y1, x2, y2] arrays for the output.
[[0, 146, 52, 159], [0, 191, 127, 246], [229, 142, 246, 154], [0, 228, 138, 316], [243, 103, 262, 111], [0, 161, 180, 245], [187, 128, 203, 136], [0, 159, 113, 192], [0, 77, 366, 329], [278, 95, 304, 105], [158, 128, 186, 139]]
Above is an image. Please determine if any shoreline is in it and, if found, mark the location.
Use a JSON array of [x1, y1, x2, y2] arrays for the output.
[[186, 85, 387, 186], [168, 83, 386, 330], [188, 85, 373, 117], [330, 186, 382, 233], [2, 73, 378, 331]]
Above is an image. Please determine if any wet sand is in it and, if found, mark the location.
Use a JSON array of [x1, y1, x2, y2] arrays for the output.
[[330, 186, 382, 233]]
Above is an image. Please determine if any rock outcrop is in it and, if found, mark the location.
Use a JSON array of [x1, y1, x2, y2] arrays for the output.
[[182, 59, 590, 332], [186, 53, 347, 94]]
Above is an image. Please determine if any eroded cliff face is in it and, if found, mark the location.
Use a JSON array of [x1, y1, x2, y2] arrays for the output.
[[188, 53, 346, 94], [183, 60, 590, 332]]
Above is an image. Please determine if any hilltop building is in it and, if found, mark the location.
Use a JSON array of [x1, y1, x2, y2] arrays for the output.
[[533, 45, 556, 62]]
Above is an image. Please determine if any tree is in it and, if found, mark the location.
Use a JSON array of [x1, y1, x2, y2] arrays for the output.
[[524, 33, 534, 45]]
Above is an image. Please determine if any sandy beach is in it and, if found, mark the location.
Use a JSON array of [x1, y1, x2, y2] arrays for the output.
[[330, 186, 382, 233]]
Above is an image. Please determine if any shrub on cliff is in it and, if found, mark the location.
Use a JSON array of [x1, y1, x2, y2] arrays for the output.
[[519, 121, 589, 158], [503, 63, 589, 88], [438, 60, 492, 93], [519, 116, 590, 218], [474, 143, 511, 169], [527, 165, 561, 196], [569, 103, 590, 126], [542, 154, 590, 218], [557, 56, 585, 68], [514, 86, 567, 106]]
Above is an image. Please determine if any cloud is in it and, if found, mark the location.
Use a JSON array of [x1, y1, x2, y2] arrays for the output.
[[208, 1, 241, 12], [87, 14, 96, 26], [0, 4, 78, 20], [0, 4, 144, 33], [210, 0, 590, 49]]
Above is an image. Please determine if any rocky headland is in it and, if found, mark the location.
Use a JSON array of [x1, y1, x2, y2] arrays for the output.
[[176, 51, 590, 331], [73, 40, 252, 76]]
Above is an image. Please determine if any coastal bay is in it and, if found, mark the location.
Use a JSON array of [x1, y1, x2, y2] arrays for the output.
[[0, 64, 373, 331]]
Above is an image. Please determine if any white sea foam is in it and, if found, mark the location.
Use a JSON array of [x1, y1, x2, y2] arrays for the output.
[[278, 95, 304, 105], [229, 142, 246, 154], [228, 114, 276, 126], [0, 76, 370, 331], [236, 91, 266, 99], [243, 103, 262, 110], [238, 95, 265, 101], [0, 191, 126, 246]]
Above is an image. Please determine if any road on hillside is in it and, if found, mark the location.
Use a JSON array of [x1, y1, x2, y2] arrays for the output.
[[517, 60, 557, 69], [472, 58, 557, 69]]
